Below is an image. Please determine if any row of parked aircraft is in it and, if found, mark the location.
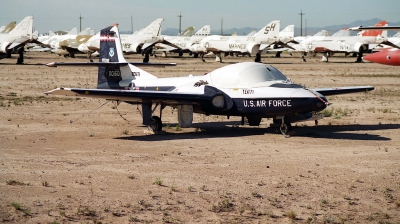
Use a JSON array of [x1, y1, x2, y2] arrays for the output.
[[1, 16, 399, 66], [1, 17, 396, 136]]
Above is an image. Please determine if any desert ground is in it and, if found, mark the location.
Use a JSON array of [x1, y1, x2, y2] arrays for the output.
[[0, 51, 399, 223]]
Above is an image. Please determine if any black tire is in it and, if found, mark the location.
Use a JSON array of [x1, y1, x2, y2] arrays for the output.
[[149, 116, 162, 131], [279, 123, 292, 135]]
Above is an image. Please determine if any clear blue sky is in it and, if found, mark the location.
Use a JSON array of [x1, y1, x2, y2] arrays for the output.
[[1, 0, 399, 33]]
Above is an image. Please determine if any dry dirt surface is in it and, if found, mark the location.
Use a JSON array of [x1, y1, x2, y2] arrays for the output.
[[0, 52, 399, 223]]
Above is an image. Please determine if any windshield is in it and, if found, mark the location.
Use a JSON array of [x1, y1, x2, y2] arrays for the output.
[[237, 64, 287, 85]]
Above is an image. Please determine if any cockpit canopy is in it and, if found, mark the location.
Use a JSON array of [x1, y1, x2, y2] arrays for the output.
[[209, 62, 288, 87]]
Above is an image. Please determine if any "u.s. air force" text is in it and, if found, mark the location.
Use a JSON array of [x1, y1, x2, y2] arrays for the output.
[[243, 99, 291, 107]]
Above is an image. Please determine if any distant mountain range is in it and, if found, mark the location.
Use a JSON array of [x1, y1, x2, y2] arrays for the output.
[[160, 18, 400, 37]]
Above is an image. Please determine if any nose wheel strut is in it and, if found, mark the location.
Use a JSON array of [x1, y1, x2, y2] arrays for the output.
[[279, 118, 292, 137]]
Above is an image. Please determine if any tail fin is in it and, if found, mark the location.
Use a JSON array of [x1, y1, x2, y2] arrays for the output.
[[360, 20, 388, 36], [78, 28, 95, 35], [247, 30, 257, 36], [67, 28, 78, 35], [137, 18, 163, 36], [178, 26, 194, 36], [97, 25, 156, 89], [1, 21, 16, 33], [253, 20, 280, 40], [332, 28, 350, 37], [195, 25, 210, 36], [9, 16, 33, 39], [279, 25, 294, 42]]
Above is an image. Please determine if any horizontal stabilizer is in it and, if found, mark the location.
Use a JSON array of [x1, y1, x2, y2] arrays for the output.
[[45, 62, 176, 68]]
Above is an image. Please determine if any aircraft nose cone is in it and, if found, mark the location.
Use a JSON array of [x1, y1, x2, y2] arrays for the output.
[[362, 52, 377, 63], [292, 89, 328, 112]]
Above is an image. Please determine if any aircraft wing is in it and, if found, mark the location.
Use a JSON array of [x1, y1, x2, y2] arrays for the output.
[[141, 38, 177, 51], [349, 26, 400, 31], [266, 47, 291, 52], [157, 40, 183, 49], [46, 62, 176, 68], [378, 40, 400, 49], [44, 86, 233, 111], [310, 86, 374, 96]]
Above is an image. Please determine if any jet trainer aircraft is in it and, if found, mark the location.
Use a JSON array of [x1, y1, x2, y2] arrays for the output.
[[0, 16, 35, 64], [189, 21, 281, 62], [45, 24, 374, 136]]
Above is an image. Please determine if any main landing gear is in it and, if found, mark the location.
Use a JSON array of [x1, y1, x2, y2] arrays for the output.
[[149, 116, 162, 132], [273, 117, 292, 137], [141, 102, 164, 132]]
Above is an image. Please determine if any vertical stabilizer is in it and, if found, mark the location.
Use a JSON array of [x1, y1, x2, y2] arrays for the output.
[[178, 26, 194, 36], [195, 25, 211, 36], [9, 16, 33, 39], [279, 25, 294, 42], [67, 28, 78, 35], [97, 25, 157, 89], [1, 21, 17, 33], [253, 20, 280, 41], [137, 18, 163, 36], [360, 21, 388, 37]]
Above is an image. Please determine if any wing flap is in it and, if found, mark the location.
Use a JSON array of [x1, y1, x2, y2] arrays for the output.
[[310, 86, 374, 96]]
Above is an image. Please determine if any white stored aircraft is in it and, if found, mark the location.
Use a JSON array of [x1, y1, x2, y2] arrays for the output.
[[261, 25, 295, 57], [55, 28, 95, 57], [81, 18, 166, 62], [0, 16, 35, 64], [190, 20, 281, 62], [293, 21, 390, 62], [155, 25, 210, 57], [45, 24, 374, 136]]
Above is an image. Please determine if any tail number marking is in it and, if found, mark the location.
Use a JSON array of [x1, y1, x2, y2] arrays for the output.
[[108, 70, 121, 77], [242, 89, 254, 94]]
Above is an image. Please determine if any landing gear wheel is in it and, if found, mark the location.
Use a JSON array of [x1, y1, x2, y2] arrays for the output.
[[149, 116, 162, 132], [279, 123, 291, 137]]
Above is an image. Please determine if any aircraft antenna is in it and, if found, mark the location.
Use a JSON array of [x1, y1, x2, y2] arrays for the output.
[[299, 9, 305, 36], [177, 12, 183, 34], [79, 14, 83, 32]]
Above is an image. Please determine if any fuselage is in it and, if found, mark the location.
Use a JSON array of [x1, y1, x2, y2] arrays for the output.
[[126, 62, 327, 117]]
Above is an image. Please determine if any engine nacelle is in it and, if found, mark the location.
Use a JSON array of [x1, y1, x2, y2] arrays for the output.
[[246, 43, 259, 55], [0, 42, 10, 53]]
